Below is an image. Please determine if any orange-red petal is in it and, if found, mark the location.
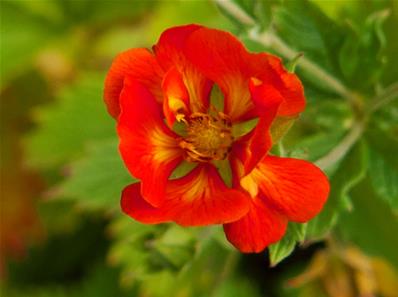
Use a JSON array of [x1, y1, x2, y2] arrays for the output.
[[266, 56, 306, 117], [162, 67, 190, 127], [248, 156, 330, 222], [154, 24, 202, 70], [117, 78, 183, 207], [154, 24, 211, 114], [164, 164, 251, 226], [184, 28, 306, 121], [122, 164, 251, 227], [223, 194, 288, 253], [121, 183, 170, 224], [104, 48, 164, 118], [184, 27, 253, 122], [229, 80, 283, 176]]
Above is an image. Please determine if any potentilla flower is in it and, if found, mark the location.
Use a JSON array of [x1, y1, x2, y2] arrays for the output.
[[104, 24, 330, 253]]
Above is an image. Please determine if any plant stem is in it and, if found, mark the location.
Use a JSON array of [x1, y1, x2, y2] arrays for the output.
[[314, 121, 364, 170], [368, 81, 398, 113], [214, 0, 256, 26]]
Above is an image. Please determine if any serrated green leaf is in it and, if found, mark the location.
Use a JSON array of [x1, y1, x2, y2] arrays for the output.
[[26, 73, 115, 168], [306, 141, 368, 240], [55, 138, 133, 210], [269, 222, 307, 266]]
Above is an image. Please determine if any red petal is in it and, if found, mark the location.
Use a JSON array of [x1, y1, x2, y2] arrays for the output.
[[123, 164, 251, 226], [184, 28, 253, 121], [104, 48, 164, 118], [162, 67, 190, 127], [184, 28, 305, 121], [121, 183, 170, 224], [266, 56, 306, 116], [229, 80, 283, 176], [163, 164, 251, 226], [154, 24, 212, 114], [154, 24, 202, 70], [250, 156, 330, 222], [223, 195, 288, 253], [117, 78, 183, 207]]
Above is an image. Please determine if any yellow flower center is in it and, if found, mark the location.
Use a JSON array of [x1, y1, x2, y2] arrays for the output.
[[179, 112, 233, 162]]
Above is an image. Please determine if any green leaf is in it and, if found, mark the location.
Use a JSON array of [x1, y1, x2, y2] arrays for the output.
[[366, 126, 398, 212], [26, 72, 115, 168], [55, 138, 133, 210], [272, 1, 340, 76], [368, 149, 398, 212], [306, 141, 368, 240], [336, 176, 398, 269], [269, 222, 307, 266], [108, 218, 198, 286], [288, 130, 345, 163], [338, 9, 389, 90], [152, 225, 196, 271]]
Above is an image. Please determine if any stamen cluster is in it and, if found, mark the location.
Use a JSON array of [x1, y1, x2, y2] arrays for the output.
[[179, 111, 233, 162]]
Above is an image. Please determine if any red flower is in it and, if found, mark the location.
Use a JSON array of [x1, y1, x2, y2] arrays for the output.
[[104, 25, 330, 253]]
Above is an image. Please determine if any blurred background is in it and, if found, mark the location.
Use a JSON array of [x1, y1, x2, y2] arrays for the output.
[[1, 0, 397, 296]]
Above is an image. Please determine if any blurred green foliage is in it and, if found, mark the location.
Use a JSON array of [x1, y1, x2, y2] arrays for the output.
[[1, 0, 397, 297]]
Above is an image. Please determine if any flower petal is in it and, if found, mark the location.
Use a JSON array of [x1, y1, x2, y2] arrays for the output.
[[122, 164, 251, 226], [154, 24, 211, 114], [104, 48, 164, 118], [229, 80, 283, 176], [163, 164, 251, 226], [154, 24, 202, 70], [162, 67, 190, 127], [121, 183, 170, 224], [266, 56, 305, 117], [117, 78, 183, 207], [184, 28, 305, 121], [184, 27, 253, 121], [248, 156, 330, 222], [224, 195, 288, 253]]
